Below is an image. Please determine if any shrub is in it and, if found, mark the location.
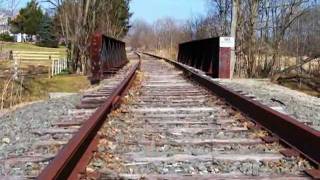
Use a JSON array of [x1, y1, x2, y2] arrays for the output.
[[0, 33, 14, 42], [36, 40, 59, 48], [36, 13, 59, 48]]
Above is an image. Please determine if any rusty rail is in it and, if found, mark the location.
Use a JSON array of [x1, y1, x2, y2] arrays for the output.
[[37, 61, 140, 180], [142, 52, 320, 171]]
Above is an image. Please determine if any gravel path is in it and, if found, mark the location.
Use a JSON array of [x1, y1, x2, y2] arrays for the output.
[[215, 79, 320, 130], [0, 94, 81, 175]]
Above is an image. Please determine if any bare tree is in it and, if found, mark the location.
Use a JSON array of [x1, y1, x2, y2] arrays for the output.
[[1, 0, 21, 16], [127, 17, 190, 59], [127, 19, 156, 50], [230, 0, 239, 78], [43, 0, 131, 74], [208, 0, 232, 35]]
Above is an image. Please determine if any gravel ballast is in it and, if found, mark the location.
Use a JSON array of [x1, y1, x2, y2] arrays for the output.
[[0, 56, 139, 177], [0, 94, 81, 175], [215, 79, 320, 130]]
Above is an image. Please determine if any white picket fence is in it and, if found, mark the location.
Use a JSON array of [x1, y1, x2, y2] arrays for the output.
[[12, 50, 67, 77], [51, 59, 67, 76]]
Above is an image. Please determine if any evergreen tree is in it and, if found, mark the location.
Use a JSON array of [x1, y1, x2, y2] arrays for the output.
[[37, 13, 58, 48], [10, 0, 43, 35], [114, 0, 132, 37]]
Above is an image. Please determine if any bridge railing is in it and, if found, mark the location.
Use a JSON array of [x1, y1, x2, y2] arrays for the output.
[[177, 37, 233, 78], [90, 33, 128, 84]]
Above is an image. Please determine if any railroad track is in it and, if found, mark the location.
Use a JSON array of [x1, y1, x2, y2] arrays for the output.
[[26, 52, 319, 179], [0, 54, 138, 178], [80, 55, 315, 179]]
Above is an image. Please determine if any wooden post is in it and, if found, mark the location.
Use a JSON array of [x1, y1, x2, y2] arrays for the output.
[[58, 59, 60, 74], [60, 59, 62, 73], [56, 60, 58, 75], [48, 65, 51, 78], [52, 57, 55, 77], [49, 56, 52, 78], [58, 59, 61, 74], [54, 59, 57, 75], [64, 59, 67, 70], [9, 50, 13, 61], [13, 56, 19, 80]]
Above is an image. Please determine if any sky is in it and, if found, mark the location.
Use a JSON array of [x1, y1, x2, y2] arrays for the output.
[[130, 0, 207, 23], [13, 0, 207, 23]]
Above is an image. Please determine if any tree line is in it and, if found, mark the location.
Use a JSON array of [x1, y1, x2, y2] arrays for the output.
[[3, 0, 319, 91], [45, 0, 131, 74], [5, 0, 131, 74], [0, 0, 58, 47], [127, 0, 319, 84]]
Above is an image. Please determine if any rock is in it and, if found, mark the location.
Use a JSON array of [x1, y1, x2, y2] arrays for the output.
[[98, 146, 106, 152], [213, 168, 220, 173], [197, 163, 207, 173], [48, 93, 77, 99], [219, 79, 320, 130], [92, 160, 104, 168], [252, 162, 260, 176], [160, 145, 168, 151], [174, 168, 183, 173], [216, 132, 224, 138], [0, 94, 81, 176], [188, 166, 196, 174], [2, 137, 10, 144], [99, 168, 120, 179], [86, 167, 95, 173]]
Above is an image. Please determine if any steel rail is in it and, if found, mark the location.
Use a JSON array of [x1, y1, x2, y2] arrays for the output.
[[142, 52, 320, 175], [37, 61, 140, 180]]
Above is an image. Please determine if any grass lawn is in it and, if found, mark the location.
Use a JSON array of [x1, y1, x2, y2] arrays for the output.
[[0, 42, 90, 109], [1, 42, 67, 66], [1, 42, 66, 53], [0, 59, 51, 69], [0, 42, 67, 70], [0, 60, 10, 69], [0, 75, 91, 108], [28, 75, 90, 95]]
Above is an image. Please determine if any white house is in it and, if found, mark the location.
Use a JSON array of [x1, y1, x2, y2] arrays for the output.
[[0, 11, 11, 34]]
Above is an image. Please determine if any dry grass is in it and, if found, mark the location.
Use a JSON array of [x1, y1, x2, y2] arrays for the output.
[[279, 81, 320, 97], [153, 49, 177, 60], [27, 75, 90, 96], [0, 60, 10, 69], [0, 75, 90, 109], [0, 42, 90, 109]]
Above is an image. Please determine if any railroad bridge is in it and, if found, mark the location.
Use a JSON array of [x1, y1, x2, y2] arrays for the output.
[[37, 34, 320, 179]]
